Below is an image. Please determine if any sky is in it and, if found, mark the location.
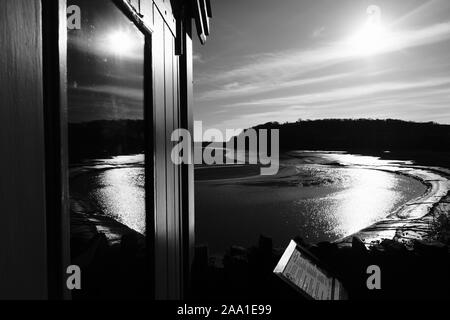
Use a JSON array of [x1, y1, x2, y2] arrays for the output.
[[68, 0, 144, 123], [193, 0, 450, 132]]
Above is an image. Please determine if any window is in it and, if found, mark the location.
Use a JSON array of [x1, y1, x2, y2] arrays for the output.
[[67, 0, 150, 299]]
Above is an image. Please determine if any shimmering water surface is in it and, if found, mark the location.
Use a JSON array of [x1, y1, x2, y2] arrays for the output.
[[71, 154, 146, 234], [72, 153, 426, 254], [195, 152, 427, 255], [94, 167, 145, 233]]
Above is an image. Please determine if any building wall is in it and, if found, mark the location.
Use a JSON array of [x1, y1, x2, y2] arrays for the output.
[[0, 0, 193, 300], [0, 0, 48, 299], [114, 0, 195, 300], [137, 0, 191, 300]]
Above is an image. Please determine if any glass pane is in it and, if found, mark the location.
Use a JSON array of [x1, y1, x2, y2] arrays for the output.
[[67, 0, 148, 299]]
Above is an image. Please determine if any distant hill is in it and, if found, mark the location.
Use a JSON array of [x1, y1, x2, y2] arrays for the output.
[[68, 120, 145, 162], [68, 118, 450, 163], [235, 119, 450, 152]]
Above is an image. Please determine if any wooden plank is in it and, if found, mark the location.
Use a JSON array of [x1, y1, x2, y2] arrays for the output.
[[193, 0, 206, 44], [57, 0, 72, 301], [144, 34, 156, 300], [121, 0, 187, 300], [129, 0, 140, 13], [114, 0, 154, 34], [199, 0, 210, 36], [152, 9, 169, 299], [41, 0, 71, 300], [173, 42, 182, 294], [172, 38, 183, 292], [153, 0, 176, 36], [0, 0, 48, 299], [185, 26, 195, 270], [140, 0, 155, 29], [164, 23, 179, 298], [179, 18, 195, 297]]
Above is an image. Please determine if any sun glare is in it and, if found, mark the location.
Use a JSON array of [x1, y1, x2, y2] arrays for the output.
[[107, 31, 134, 55], [346, 5, 392, 57], [348, 22, 390, 56]]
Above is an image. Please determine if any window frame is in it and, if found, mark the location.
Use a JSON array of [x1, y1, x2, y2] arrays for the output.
[[44, 0, 156, 299]]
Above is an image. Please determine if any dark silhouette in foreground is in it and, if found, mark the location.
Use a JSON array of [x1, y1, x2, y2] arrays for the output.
[[190, 233, 450, 300]]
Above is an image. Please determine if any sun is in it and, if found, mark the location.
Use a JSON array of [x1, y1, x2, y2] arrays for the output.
[[346, 6, 391, 57], [348, 22, 389, 56]]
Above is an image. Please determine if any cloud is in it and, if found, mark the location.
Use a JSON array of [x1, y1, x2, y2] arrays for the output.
[[393, 0, 449, 27], [196, 72, 357, 102], [386, 22, 450, 53], [312, 26, 326, 39], [195, 8, 450, 130], [196, 21, 450, 88], [194, 19, 450, 125], [193, 53, 205, 64], [221, 77, 450, 108], [204, 76, 450, 131], [74, 85, 143, 101]]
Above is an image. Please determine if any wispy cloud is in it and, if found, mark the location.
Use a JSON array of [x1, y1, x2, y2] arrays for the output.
[[193, 53, 205, 64], [196, 21, 450, 88], [196, 72, 357, 101], [194, 2, 450, 130], [74, 85, 143, 101], [311, 26, 326, 39], [221, 77, 450, 108]]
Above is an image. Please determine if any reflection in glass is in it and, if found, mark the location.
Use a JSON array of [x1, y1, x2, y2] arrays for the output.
[[67, 0, 148, 299]]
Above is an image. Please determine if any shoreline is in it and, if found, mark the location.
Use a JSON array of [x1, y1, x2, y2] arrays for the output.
[[192, 152, 450, 300], [333, 162, 450, 248], [71, 151, 450, 251], [196, 151, 431, 254], [281, 150, 450, 247]]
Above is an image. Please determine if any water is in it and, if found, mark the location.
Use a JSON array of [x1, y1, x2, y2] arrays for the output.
[[195, 152, 427, 254], [92, 166, 145, 233], [71, 152, 427, 255], [70, 154, 146, 234]]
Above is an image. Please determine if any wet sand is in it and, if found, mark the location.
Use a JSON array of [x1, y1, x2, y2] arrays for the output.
[[334, 164, 450, 248], [195, 151, 434, 254], [70, 151, 450, 254], [284, 151, 450, 247]]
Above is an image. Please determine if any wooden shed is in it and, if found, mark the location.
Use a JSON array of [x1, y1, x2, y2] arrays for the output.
[[0, 0, 211, 300]]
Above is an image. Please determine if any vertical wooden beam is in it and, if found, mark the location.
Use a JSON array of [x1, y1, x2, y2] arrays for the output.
[[152, 7, 169, 299], [0, 0, 48, 299], [118, 0, 191, 300], [42, 0, 71, 300], [144, 33, 156, 301], [174, 43, 183, 297], [179, 15, 195, 299], [164, 22, 179, 298]]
